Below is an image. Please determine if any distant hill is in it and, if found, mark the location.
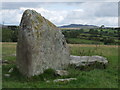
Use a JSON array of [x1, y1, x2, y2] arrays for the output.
[[59, 24, 99, 29]]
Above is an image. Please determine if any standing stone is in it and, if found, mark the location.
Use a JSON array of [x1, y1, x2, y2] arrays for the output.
[[16, 9, 70, 77]]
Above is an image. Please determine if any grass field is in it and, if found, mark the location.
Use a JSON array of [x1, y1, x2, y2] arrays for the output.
[[2, 43, 119, 88], [66, 38, 104, 44]]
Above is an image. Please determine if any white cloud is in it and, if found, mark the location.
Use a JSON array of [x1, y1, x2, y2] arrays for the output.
[[60, 2, 118, 27], [20, 7, 68, 25], [2, 9, 23, 25], [1, 2, 118, 27], [2, 0, 119, 2]]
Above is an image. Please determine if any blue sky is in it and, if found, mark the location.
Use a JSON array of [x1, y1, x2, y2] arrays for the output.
[[1, 1, 118, 27]]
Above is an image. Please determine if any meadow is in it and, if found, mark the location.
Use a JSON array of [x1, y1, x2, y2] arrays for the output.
[[2, 43, 118, 88]]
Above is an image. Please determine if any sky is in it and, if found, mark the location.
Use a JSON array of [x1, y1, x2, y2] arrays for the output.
[[1, 1, 119, 27]]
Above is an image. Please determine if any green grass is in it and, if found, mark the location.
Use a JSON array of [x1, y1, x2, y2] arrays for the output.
[[2, 43, 118, 88], [66, 38, 103, 44], [2, 43, 16, 61]]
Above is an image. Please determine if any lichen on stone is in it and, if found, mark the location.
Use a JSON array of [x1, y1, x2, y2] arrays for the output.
[[47, 19, 56, 28], [17, 9, 70, 77], [36, 14, 43, 23]]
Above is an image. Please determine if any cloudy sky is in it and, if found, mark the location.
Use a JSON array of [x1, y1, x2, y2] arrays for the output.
[[1, 1, 119, 27]]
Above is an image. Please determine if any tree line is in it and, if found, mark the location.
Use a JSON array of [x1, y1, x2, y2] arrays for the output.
[[2, 26, 18, 42], [1, 26, 119, 45], [62, 28, 119, 45]]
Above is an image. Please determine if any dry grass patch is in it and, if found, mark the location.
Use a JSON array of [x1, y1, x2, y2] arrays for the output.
[[68, 44, 118, 48]]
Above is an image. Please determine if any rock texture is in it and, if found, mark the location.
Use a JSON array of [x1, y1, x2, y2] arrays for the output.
[[70, 55, 108, 69], [16, 9, 70, 77], [0, 60, 9, 65], [8, 68, 13, 73], [55, 70, 69, 76], [4, 74, 10, 77], [53, 78, 77, 83]]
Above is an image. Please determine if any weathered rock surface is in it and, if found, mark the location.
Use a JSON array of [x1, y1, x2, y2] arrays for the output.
[[53, 78, 77, 83], [0, 60, 9, 65], [70, 55, 108, 69], [55, 70, 69, 76], [16, 9, 70, 77], [4, 74, 10, 77], [8, 68, 13, 73]]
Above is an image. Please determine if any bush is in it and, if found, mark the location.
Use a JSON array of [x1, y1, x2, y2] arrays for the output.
[[2, 28, 18, 42]]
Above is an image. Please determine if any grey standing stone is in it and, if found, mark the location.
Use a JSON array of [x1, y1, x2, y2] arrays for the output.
[[16, 9, 70, 77]]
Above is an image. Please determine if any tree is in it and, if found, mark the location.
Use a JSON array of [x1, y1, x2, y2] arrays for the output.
[[89, 29, 95, 34], [2, 28, 18, 42], [2, 28, 13, 42], [100, 25, 105, 29], [78, 29, 84, 33], [103, 37, 115, 45]]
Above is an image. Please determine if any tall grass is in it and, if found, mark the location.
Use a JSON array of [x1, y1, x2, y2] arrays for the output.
[[2, 43, 118, 88]]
